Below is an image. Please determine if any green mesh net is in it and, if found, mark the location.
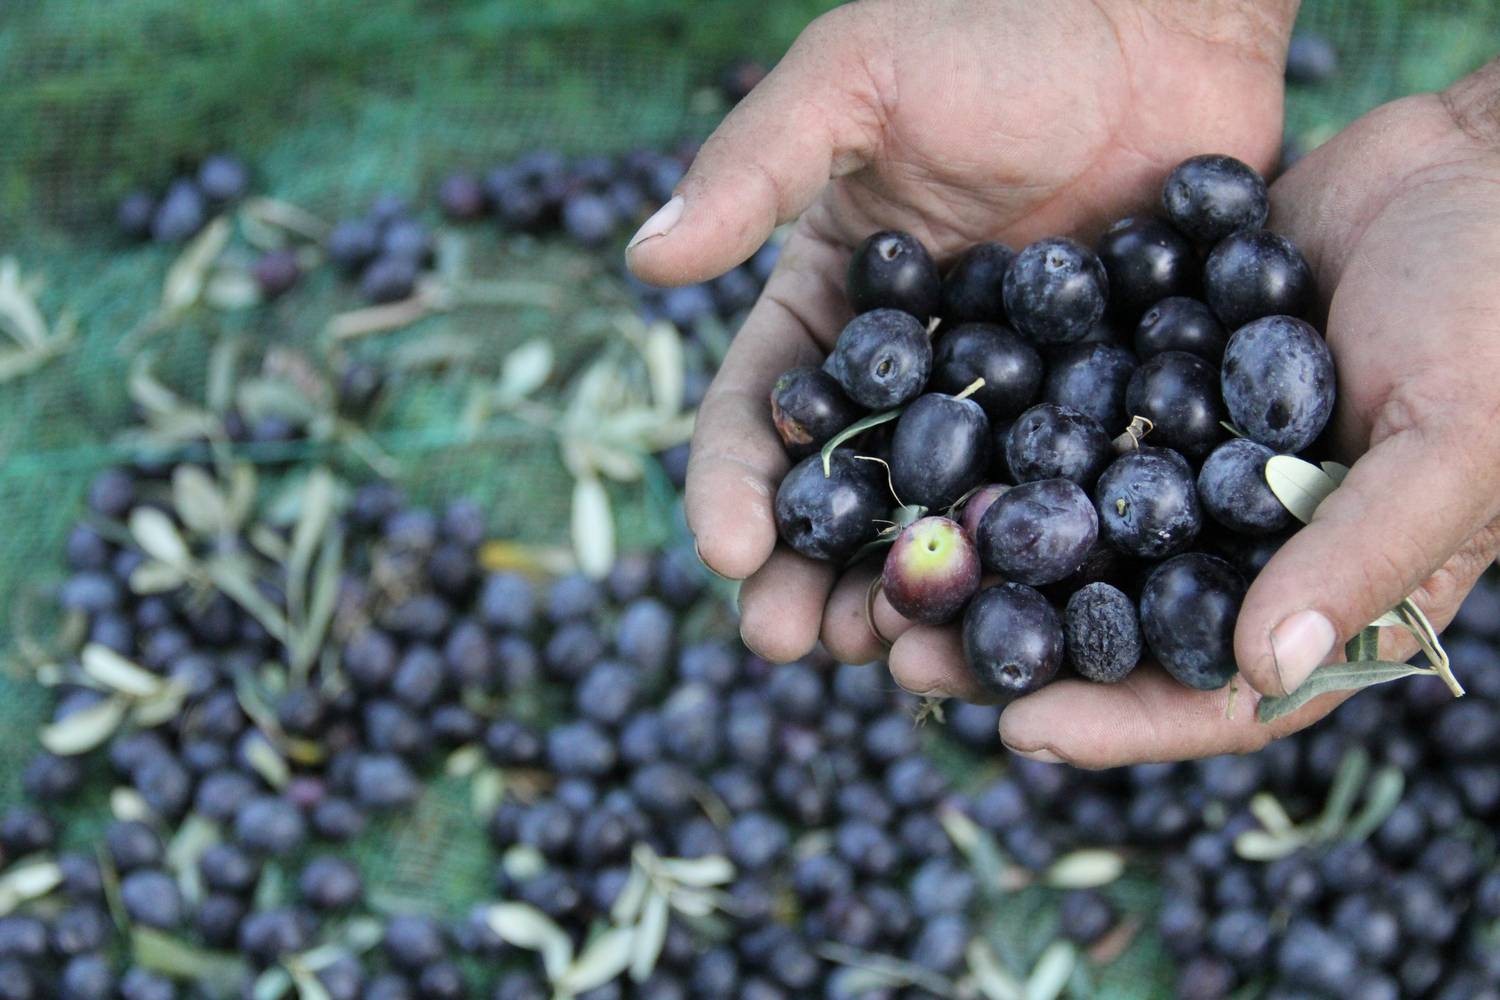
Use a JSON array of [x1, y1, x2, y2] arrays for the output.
[[0, 0, 1496, 994]]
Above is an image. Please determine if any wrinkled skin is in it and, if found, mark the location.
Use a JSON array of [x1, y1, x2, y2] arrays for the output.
[[630, 2, 1500, 764]]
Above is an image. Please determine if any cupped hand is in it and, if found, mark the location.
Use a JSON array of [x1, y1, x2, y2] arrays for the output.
[[999, 59, 1500, 766], [627, 0, 1291, 663]]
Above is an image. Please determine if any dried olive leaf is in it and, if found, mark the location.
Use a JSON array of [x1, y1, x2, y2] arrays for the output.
[[167, 814, 219, 908], [40, 695, 127, 755], [609, 867, 650, 927], [251, 966, 293, 1000], [821, 408, 902, 477], [130, 560, 188, 595], [1344, 765, 1406, 842], [81, 643, 163, 698], [1233, 828, 1307, 862], [204, 270, 262, 312], [498, 339, 554, 403], [642, 321, 685, 417], [571, 473, 615, 580], [940, 807, 1009, 898], [0, 258, 48, 348], [111, 787, 152, 822], [630, 890, 669, 982], [1024, 941, 1076, 1000], [131, 681, 189, 728], [1257, 661, 1435, 723], [1042, 849, 1125, 890], [134, 928, 244, 988], [161, 217, 232, 317], [1249, 792, 1296, 837], [967, 939, 1024, 1000], [0, 859, 63, 915], [1265, 454, 1339, 524], [130, 507, 192, 568], [557, 926, 636, 994], [484, 903, 573, 980], [174, 465, 229, 536], [243, 738, 290, 790], [659, 855, 735, 888], [289, 968, 333, 1000]]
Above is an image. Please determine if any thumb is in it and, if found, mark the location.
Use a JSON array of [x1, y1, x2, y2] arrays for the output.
[[625, 6, 883, 286], [1234, 416, 1500, 697]]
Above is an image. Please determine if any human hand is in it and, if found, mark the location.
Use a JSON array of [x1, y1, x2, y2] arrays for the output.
[[998, 58, 1500, 766], [627, 0, 1292, 659]]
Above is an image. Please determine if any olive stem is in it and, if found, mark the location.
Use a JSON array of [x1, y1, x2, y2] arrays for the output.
[[1110, 415, 1154, 453], [953, 377, 986, 402]]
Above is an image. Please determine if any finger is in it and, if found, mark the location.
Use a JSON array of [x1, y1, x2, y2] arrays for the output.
[[1234, 421, 1500, 698], [625, 6, 882, 286], [738, 545, 837, 664], [998, 667, 1353, 769], [887, 625, 1003, 704], [820, 564, 919, 665], [684, 230, 851, 580]]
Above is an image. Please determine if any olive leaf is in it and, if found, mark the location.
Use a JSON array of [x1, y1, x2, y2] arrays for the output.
[[40, 696, 128, 755], [1265, 454, 1339, 524], [242, 736, 290, 789], [555, 927, 636, 995], [629, 890, 669, 982], [1343, 766, 1406, 842], [0, 257, 76, 383], [251, 966, 293, 1000], [132, 927, 245, 987], [609, 867, 650, 927], [1320, 460, 1351, 484], [818, 942, 958, 996], [1345, 625, 1380, 663], [131, 681, 189, 728], [1024, 941, 1077, 1000], [1042, 849, 1125, 890], [967, 939, 1024, 1000], [81, 644, 164, 698], [940, 807, 1011, 898], [173, 465, 230, 537], [658, 855, 735, 888], [1309, 747, 1369, 841], [0, 858, 63, 915], [497, 339, 554, 403], [1256, 661, 1435, 723], [288, 968, 333, 1000], [130, 507, 192, 568], [166, 815, 219, 908], [821, 409, 902, 477], [571, 473, 615, 580], [112, 788, 153, 823], [484, 903, 574, 982], [160, 217, 233, 318], [640, 321, 685, 417]]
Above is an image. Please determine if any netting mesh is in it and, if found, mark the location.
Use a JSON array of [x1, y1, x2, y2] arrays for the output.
[[0, 1, 1496, 992]]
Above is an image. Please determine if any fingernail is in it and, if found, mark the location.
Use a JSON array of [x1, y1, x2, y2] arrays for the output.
[[627, 195, 684, 250], [1270, 610, 1337, 693], [1003, 743, 1065, 765], [692, 538, 733, 581]]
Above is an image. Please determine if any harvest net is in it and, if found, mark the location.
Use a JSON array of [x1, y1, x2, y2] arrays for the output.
[[0, 0, 1495, 994]]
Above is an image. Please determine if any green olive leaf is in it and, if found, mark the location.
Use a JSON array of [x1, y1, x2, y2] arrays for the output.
[[1320, 460, 1351, 484], [0, 859, 63, 915], [1310, 748, 1369, 840], [820, 408, 902, 477], [1343, 765, 1407, 842], [1233, 828, 1308, 862], [1256, 661, 1436, 723], [1345, 625, 1381, 663], [658, 855, 736, 888], [132, 927, 246, 987], [251, 966, 293, 1000], [1265, 454, 1340, 524], [173, 465, 229, 537], [484, 903, 573, 981], [609, 867, 650, 927], [497, 339, 554, 403]]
